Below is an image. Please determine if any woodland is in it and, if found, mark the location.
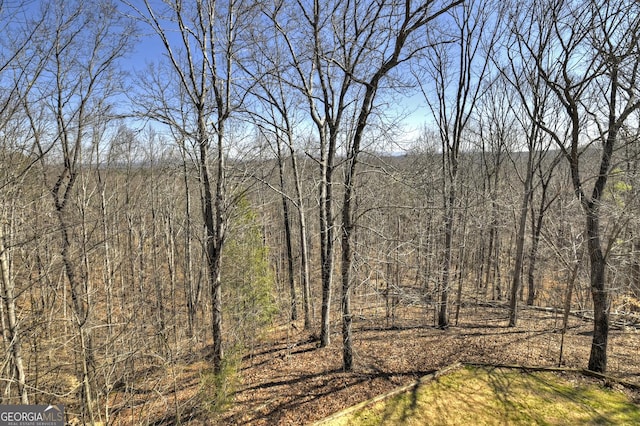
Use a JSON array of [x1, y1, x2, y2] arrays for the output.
[[0, 0, 639, 424]]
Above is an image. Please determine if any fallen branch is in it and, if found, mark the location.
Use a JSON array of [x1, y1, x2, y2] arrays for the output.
[[474, 301, 640, 329]]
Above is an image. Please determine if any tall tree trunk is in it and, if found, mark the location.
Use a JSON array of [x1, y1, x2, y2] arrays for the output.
[[200, 120, 226, 371], [526, 203, 543, 306], [439, 184, 456, 328], [509, 153, 534, 326], [319, 134, 335, 347], [276, 141, 297, 321], [98, 175, 115, 337], [180, 146, 198, 340], [527, 170, 556, 306], [586, 207, 609, 372], [340, 206, 354, 370], [58, 208, 95, 423], [295, 174, 312, 329], [455, 197, 469, 325], [0, 225, 28, 404], [150, 172, 167, 352], [287, 151, 312, 329], [559, 259, 578, 367]]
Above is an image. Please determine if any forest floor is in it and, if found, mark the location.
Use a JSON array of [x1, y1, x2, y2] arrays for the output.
[[111, 303, 640, 425]]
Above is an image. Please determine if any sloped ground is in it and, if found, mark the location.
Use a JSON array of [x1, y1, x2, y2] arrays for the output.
[[111, 305, 640, 425], [219, 305, 640, 425]]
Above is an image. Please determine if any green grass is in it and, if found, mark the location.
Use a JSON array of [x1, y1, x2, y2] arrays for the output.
[[324, 366, 640, 425]]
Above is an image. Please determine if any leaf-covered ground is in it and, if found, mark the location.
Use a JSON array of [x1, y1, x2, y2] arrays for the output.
[[111, 305, 640, 425]]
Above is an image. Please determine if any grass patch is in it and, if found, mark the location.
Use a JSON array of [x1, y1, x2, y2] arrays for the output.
[[323, 366, 640, 425]]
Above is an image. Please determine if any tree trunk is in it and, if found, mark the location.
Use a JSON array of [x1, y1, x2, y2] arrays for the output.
[[319, 142, 335, 347], [150, 183, 167, 352], [526, 170, 555, 306], [199, 115, 226, 372], [209, 251, 224, 369], [340, 211, 354, 371], [559, 260, 578, 367], [586, 207, 609, 373], [277, 142, 297, 321], [509, 153, 534, 326], [180, 146, 198, 340], [439, 187, 455, 329], [454, 199, 469, 325], [58, 208, 95, 423], [288, 152, 312, 330], [0, 226, 28, 404], [297, 197, 312, 330], [526, 207, 543, 306], [632, 238, 640, 298]]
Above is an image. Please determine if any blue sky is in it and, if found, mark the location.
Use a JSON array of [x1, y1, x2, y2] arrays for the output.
[[119, 3, 430, 151]]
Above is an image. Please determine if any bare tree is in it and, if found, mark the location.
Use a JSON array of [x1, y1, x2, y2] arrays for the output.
[[416, 0, 502, 328], [0, 1, 51, 404], [130, 0, 255, 372], [24, 0, 133, 419], [476, 104, 508, 302], [267, 0, 462, 365], [338, 0, 464, 371], [517, 0, 640, 372], [499, 6, 563, 325], [244, 21, 313, 327], [265, 0, 351, 347], [526, 150, 562, 306]]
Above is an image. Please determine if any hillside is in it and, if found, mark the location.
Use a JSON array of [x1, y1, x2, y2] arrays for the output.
[[108, 304, 640, 425]]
